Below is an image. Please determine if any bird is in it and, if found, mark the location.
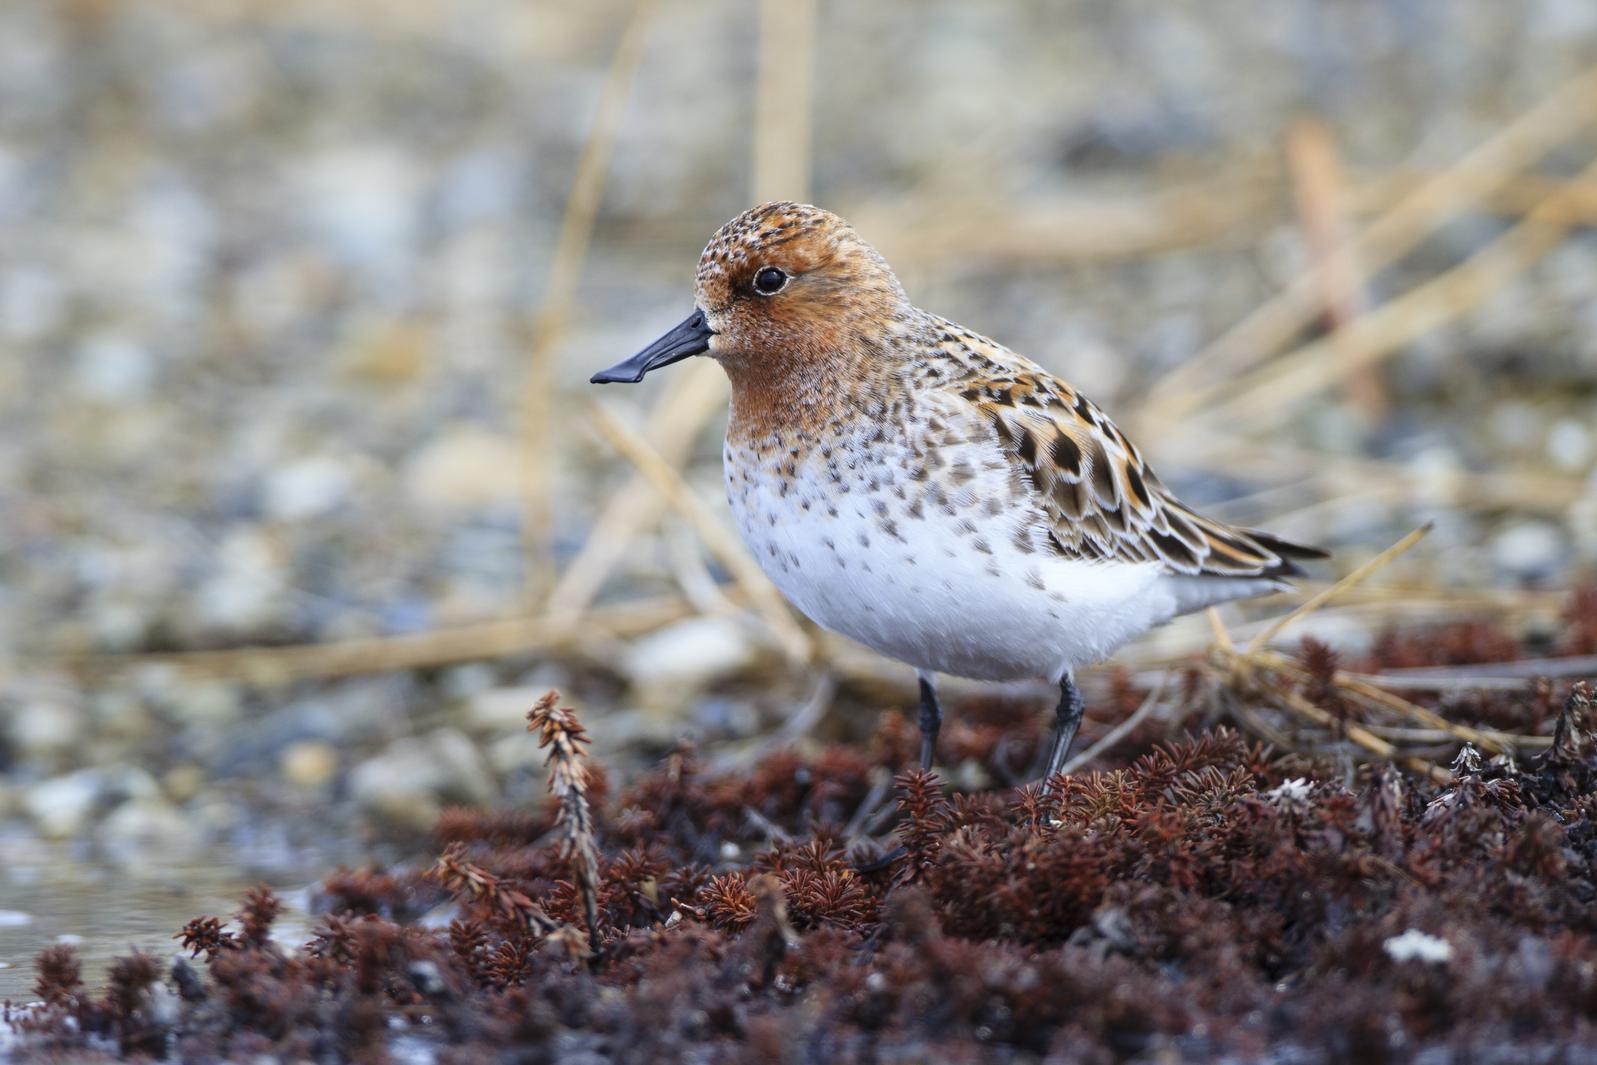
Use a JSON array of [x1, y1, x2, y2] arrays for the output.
[[591, 201, 1325, 782]]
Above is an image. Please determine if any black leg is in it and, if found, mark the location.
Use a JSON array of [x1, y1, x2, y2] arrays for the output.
[[1040, 673, 1085, 786], [916, 673, 942, 771]]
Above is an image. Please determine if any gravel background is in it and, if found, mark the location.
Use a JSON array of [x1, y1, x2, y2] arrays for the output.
[[2, 0, 1596, 997]]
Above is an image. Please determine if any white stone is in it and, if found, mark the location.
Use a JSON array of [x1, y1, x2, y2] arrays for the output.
[[467, 684, 552, 732], [5, 695, 84, 763], [487, 731, 545, 777], [280, 740, 339, 790], [196, 530, 285, 631], [266, 456, 352, 521], [23, 770, 103, 839], [74, 334, 154, 400], [402, 427, 521, 511], [1383, 929, 1453, 964], [351, 729, 496, 831], [99, 798, 199, 862], [620, 616, 758, 695], [1490, 521, 1566, 581], [1547, 418, 1592, 472]]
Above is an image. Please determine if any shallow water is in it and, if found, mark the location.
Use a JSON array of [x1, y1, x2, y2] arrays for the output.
[[0, 831, 344, 1003]]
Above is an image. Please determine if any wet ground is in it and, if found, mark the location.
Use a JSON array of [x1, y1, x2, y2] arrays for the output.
[[0, 832, 365, 1002]]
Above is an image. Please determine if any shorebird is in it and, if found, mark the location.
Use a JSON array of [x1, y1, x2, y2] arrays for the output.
[[592, 202, 1325, 781]]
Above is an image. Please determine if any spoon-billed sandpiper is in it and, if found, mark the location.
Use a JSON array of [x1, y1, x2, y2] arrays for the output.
[[592, 201, 1324, 780]]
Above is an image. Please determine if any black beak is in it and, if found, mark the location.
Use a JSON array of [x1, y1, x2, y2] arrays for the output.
[[590, 309, 714, 384]]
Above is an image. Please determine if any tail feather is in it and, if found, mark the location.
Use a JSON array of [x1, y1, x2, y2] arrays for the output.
[[1239, 528, 1330, 579]]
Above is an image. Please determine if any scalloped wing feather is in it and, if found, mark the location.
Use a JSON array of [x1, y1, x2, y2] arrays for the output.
[[943, 363, 1325, 580]]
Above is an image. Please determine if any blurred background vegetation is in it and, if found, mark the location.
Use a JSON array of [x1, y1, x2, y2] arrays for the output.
[[2, 0, 1596, 993]]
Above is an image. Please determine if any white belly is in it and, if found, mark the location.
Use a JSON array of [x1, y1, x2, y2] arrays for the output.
[[725, 436, 1182, 682]]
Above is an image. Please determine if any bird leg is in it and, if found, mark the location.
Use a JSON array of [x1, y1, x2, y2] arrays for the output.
[[916, 672, 942, 771], [1039, 673, 1086, 787]]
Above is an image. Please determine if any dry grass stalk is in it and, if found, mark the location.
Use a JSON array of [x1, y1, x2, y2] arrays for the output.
[[585, 397, 813, 665], [753, 0, 816, 202], [1246, 523, 1432, 653], [1204, 531, 1456, 783], [1287, 118, 1387, 422], [550, 0, 814, 622], [1250, 648, 1520, 755], [1198, 440, 1592, 516], [528, 692, 602, 955], [1140, 63, 1597, 429], [519, 0, 659, 604], [856, 170, 1279, 266], [546, 364, 729, 621], [1351, 169, 1597, 221], [1200, 152, 1597, 432], [34, 593, 694, 685]]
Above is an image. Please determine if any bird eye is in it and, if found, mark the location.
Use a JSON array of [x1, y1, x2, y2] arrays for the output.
[[752, 266, 787, 295]]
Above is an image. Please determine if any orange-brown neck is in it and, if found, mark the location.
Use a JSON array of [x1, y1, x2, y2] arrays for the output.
[[721, 332, 899, 451]]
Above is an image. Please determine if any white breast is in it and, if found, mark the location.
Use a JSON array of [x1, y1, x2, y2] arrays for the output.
[[724, 422, 1183, 683]]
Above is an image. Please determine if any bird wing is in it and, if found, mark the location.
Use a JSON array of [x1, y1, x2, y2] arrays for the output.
[[937, 360, 1326, 579]]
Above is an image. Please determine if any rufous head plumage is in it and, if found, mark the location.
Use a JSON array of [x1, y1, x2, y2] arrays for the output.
[[590, 202, 912, 392], [693, 201, 909, 371]]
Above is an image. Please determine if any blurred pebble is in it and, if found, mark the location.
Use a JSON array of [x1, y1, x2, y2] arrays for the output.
[[467, 683, 561, 733], [1546, 418, 1592, 471], [23, 770, 106, 839], [350, 729, 495, 831], [403, 428, 521, 512], [162, 765, 207, 803], [620, 616, 758, 704], [1490, 521, 1569, 583], [266, 456, 353, 522], [98, 798, 200, 863], [5, 694, 85, 767], [487, 732, 545, 778], [280, 740, 339, 791], [73, 335, 154, 401]]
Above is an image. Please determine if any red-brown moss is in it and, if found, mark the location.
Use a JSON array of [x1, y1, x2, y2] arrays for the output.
[[13, 644, 1597, 1063]]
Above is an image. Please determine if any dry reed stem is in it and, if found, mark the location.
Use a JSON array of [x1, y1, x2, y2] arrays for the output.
[[1250, 648, 1518, 755], [1350, 170, 1597, 221], [857, 170, 1279, 266], [1140, 64, 1597, 429], [1208, 655, 1452, 783], [1199, 444, 1591, 516], [33, 594, 693, 685], [549, 0, 814, 621], [851, 168, 1597, 270], [1206, 607, 1235, 650], [520, 0, 659, 605], [1287, 118, 1387, 422], [1359, 654, 1597, 685], [1200, 153, 1597, 432], [1204, 525, 1462, 782], [546, 363, 728, 620], [528, 692, 602, 955], [1246, 523, 1433, 653], [753, 0, 816, 202], [584, 398, 812, 665]]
